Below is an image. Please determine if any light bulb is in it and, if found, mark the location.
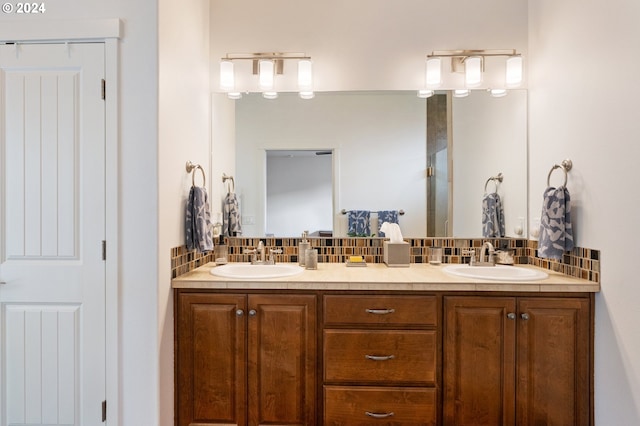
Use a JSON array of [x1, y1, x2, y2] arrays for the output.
[[426, 57, 442, 88], [506, 56, 523, 87], [219, 60, 235, 91], [465, 56, 482, 88], [298, 59, 313, 90], [259, 59, 275, 90]]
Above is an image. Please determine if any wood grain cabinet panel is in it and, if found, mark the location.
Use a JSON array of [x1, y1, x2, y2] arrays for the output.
[[324, 385, 437, 426], [444, 295, 592, 426], [175, 291, 316, 426]]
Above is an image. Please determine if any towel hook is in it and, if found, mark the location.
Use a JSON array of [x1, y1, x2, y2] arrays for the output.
[[484, 172, 503, 194], [186, 161, 206, 187], [547, 159, 572, 187]]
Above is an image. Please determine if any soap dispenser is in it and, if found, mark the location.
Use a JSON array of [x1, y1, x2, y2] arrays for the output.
[[298, 231, 310, 266]]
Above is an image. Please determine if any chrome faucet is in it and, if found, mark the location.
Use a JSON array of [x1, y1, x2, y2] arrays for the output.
[[246, 241, 281, 265], [475, 241, 496, 266]]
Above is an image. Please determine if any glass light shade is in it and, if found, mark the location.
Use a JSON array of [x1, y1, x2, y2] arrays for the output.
[[219, 60, 235, 91], [465, 56, 483, 88], [299, 91, 315, 100], [453, 89, 470, 98], [506, 56, 523, 87], [298, 59, 313, 90], [262, 91, 278, 100], [417, 89, 434, 98], [426, 58, 442, 88], [489, 89, 508, 98], [259, 59, 275, 90], [227, 92, 242, 100]]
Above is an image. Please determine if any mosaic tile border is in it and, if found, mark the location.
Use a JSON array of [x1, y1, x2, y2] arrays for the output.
[[171, 237, 600, 283]]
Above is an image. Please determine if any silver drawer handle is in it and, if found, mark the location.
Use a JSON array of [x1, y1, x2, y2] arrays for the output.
[[365, 354, 395, 361], [365, 308, 395, 315], [365, 411, 395, 419]]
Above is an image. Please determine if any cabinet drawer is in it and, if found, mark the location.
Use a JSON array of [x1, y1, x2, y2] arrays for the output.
[[324, 330, 437, 384], [324, 295, 437, 326], [324, 385, 437, 426]]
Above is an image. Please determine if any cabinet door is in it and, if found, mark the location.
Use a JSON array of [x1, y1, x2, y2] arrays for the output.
[[516, 297, 591, 426], [444, 296, 517, 426], [248, 294, 317, 426], [176, 293, 247, 426]]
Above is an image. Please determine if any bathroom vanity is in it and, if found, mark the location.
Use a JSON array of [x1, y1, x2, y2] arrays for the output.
[[173, 263, 597, 426]]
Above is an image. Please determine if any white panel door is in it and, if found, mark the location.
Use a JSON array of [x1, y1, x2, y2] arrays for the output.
[[0, 43, 106, 425]]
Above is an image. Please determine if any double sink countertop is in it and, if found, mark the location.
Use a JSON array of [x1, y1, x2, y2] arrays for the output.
[[172, 262, 600, 293]]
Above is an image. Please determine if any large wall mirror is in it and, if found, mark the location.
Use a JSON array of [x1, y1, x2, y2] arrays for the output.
[[224, 90, 527, 238]]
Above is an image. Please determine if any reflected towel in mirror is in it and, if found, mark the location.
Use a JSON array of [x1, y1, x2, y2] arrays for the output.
[[185, 186, 214, 252], [538, 186, 574, 260], [347, 210, 371, 237], [223, 191, 242, 236], [377, 210, 399, 237], [482, 193, 505, 238]]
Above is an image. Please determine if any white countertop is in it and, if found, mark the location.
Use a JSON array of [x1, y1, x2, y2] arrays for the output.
[[172, 262, 600, 293]]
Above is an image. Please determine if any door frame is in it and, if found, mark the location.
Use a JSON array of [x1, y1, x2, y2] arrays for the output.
[[0, 19, 121, 424]]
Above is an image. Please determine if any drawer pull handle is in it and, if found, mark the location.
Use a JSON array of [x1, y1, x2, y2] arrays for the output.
[[365, 411, 395, 419], [365, 308, 395, 315], [365, 354, 395, 361]]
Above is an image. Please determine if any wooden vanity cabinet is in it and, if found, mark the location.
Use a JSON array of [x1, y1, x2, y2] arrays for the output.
[[443, 295, 593, 426], [323, 295, 440, 426], [175, 291, 317, 426]]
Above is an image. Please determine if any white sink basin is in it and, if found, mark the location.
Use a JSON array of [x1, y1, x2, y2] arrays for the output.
[[210, 263, 305, 279], [442, 264, 548, 281]]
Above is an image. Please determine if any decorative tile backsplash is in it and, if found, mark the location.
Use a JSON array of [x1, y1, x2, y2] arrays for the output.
[[171, 237, 600, 283]]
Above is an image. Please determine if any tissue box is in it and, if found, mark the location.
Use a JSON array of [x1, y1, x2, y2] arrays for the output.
[[383, 241, 410, 267]]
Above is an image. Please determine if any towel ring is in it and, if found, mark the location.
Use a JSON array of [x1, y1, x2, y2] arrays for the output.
[[546, 159, 573, 187], [484, 173, 503, 194], [186, 161, 206, 187], [222, 173, 235, 192]]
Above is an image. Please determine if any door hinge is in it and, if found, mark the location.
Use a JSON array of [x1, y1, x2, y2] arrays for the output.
[[102, 240, 107, 261], [102, 400, 107, 422], [426, 166, 434, 177], [101, 79, 106, 100]]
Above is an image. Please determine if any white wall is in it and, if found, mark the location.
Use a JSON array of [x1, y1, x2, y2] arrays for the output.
[[210, 0, 529, 92], [452, 90, 528, 237], [235, 92, 427, 237], [158, 0, 210, 425], [529, 0, 640, 423]]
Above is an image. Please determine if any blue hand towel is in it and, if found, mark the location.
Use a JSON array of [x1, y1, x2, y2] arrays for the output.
[[347, 210, 371, 236], [482, 193, 505, 238], [538, 186, 574, 260], [223, 192, 242, 236], [185, 186, 214, 252], [377, 210, 399, 237]]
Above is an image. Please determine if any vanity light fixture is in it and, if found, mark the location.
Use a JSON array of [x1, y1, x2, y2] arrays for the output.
[[219, 52, 314, 99], [426, 49, 523, 91], [489, 88, 508, 98], [453, 89, 470, 98], [417, 89, 435, 98]]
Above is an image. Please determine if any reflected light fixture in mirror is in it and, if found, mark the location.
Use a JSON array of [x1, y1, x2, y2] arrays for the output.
[[453, 89, 470, 98], [417, 89, 434, 98]]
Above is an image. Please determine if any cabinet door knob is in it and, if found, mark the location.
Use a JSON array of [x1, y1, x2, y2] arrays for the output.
[[365, 308, 395, 315], [235, 309, 244, 317], [507, 312, 516, 320], [249, 309, 257, 317], [365, 411, 395, 419], [521, 313, 530, 320], [365, 354, 395, 361]]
